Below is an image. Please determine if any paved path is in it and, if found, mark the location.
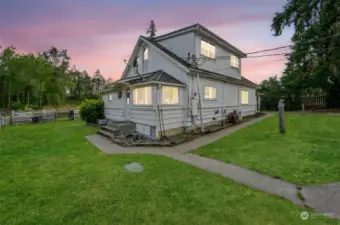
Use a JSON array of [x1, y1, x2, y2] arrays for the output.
[[85, 114, 339, 219]]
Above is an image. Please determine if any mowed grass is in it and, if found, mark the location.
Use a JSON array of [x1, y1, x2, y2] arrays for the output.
[[194, 113, 340, 185], [0, 121, 337, 225]]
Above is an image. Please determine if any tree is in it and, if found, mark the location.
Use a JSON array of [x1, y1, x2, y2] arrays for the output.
[[146, 20, 157, 39], [271, 0, 340, 107], [0, 45, 110, 109], [92, 69, 106, 93]]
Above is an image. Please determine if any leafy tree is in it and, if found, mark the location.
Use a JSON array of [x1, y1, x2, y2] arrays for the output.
[[146, 20, 157, 39], [271, 0, 340, 107], [0, 45, 109, 109], [92, 69, 106, 93]]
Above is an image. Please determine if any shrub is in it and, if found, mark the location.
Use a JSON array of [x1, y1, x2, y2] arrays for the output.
[[79, 99, 104, 124], [10, 102, 24, 111]]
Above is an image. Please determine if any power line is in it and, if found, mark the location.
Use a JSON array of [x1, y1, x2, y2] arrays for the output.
[[246, 45, 291, 55], [245, 52, 291, 58], [180, 33, 340, 60]]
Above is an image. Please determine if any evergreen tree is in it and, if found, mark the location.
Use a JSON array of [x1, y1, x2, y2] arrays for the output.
[[146, 20, 157, 39]]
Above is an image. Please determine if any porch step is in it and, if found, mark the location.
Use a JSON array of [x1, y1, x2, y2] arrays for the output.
[[97, 129, 114, 139], [106, 120, 136, 135], [101, 126, 120, 135]]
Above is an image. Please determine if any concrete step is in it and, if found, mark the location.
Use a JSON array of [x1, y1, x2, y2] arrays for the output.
[[101, 125, 120, 135], [97, 129, 114, 139], [105, 121, 136, 135]]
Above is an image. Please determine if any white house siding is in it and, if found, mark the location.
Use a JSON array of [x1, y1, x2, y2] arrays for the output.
[[148, 45, 189, 84], [195, 35, 242, 80], [157, 32, 195, 60], [102, 92, 125, 121], [188, 75, 256, 126], [239, 86, 257, 116], [124, 42, 149, 78], [154, 86, 188, 137]]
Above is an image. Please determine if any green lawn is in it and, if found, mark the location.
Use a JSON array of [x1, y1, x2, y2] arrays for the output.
[[194, 113, 340, 185], [0, 121, 337, 224]]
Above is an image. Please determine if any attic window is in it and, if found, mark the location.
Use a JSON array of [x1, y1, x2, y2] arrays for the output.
[[144, 48, 148, 60], [201, 40, 215, 59]]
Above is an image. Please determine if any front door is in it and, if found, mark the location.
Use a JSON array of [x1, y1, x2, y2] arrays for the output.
[[125, 90, 131, 120]]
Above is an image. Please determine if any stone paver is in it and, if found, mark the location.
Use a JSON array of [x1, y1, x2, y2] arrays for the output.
[[302, 183, 340, 219], [85, 113, 339, 219]]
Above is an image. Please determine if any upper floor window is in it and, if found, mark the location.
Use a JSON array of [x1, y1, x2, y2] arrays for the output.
[[162, 86, 179, 104], [201, 40, 215, 59], [133, 86, 152, 105], [144, 48, 148, 60], [241, 90, 248, 104], [204, 86, 216, 100], [230, 55, 239, 68]]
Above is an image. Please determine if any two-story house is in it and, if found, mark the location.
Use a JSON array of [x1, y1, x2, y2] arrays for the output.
[[100, 24, 258, 139]]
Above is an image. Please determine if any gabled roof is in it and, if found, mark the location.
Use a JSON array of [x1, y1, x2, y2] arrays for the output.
[[142, 37, 257, 88], [119, 70, 185, 86], [154, 23, 247, 57], [141, 36, 190, 67]]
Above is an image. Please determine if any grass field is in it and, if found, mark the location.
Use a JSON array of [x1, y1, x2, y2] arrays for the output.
[[194, 113, 340, 185], [0, 120, 337, 224]]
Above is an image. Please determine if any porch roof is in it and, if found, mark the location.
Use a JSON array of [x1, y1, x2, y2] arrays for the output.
[[118, 70, 186, 87]]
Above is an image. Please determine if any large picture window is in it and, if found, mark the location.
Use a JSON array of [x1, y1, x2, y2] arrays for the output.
[[201, 40, 216, 59], [230, 55, 239, 68], [162, 86, 179, 104], [241, 90, 249, 104], [133, 87, 152, 105], [204, 86, 216, 100]]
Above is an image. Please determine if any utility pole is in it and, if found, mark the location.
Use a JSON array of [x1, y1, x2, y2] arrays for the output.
[[192, 54, 204, 132]]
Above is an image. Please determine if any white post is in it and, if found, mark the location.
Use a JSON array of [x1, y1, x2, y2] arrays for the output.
[[196, 71, 204, 132]]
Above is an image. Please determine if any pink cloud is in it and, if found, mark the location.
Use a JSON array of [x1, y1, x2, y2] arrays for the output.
[[1, 0, 291, 82]]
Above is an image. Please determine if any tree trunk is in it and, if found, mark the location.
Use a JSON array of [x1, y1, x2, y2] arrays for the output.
[[39, 81, 43, 107], [1, 81, 5, 110], [8, 80, 11, 110], [27, 91, 30, 105]]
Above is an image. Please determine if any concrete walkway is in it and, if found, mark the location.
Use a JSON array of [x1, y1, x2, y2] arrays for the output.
[[85, 114, 339, 219]]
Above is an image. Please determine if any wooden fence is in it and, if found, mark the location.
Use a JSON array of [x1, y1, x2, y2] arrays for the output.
[[0, 116, 10, 129], [11, 109, 80, 125], [301, 96, 327, 109]]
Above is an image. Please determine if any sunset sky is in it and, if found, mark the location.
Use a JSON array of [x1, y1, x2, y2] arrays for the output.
[[0, 0, 294, 83]]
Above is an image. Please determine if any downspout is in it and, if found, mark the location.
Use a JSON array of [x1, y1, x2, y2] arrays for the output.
[[237, 86, 240, 111], [221, 82, 224, 125]]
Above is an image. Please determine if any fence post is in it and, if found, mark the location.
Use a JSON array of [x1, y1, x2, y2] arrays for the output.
[[278, 99, 285, 134]]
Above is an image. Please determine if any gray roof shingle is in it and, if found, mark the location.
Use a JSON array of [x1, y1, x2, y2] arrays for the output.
[[119, 70, 185, 86]]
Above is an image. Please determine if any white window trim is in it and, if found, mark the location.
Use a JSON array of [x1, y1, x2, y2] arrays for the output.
[[200, 40, 216, 59], [161, 86, 179, 105], [204, 86, 217, 100], [132, 86, 152, 105], [241, 89, 249, 105]]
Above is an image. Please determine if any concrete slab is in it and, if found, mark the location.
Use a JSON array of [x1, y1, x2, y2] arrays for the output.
[[302, 183, 340, 219]]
